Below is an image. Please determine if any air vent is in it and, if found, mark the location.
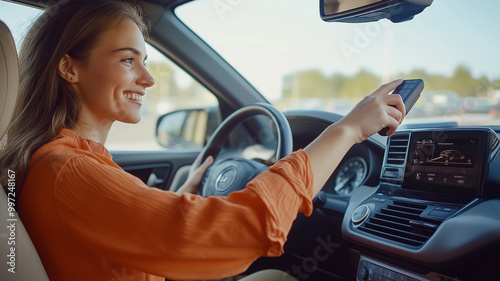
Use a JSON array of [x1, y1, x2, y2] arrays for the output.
[[386, 133, 409, 166], [358, 200, 442, 247]]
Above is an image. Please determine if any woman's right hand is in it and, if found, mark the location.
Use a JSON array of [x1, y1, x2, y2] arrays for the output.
[[304, 79, 406, 195], [176, 156, 213, 195], [336, 79, 406, 143]]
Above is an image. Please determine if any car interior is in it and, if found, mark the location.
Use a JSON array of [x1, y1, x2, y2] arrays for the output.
[[1, 0, 500, 281]]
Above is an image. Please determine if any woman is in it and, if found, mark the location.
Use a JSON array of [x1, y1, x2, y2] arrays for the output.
[[0, 0, 405, 280]]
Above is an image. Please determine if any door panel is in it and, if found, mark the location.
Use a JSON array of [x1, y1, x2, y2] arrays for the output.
[[112, 150, 199, 191]]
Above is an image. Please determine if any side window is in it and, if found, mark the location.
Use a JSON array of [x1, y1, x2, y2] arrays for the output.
[[0, 2, 219, 151]]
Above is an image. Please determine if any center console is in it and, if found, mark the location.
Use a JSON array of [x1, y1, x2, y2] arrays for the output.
[[342, 128, 500, 281]]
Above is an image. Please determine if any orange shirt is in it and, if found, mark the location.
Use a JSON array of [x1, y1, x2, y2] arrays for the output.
[[19, 129, 313, 281]]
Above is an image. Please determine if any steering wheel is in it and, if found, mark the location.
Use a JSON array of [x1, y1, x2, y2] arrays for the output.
[[194, 103, 293, 197]]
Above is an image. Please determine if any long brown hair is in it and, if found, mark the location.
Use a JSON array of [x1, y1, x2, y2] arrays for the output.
[[0, 0, 148, 190]]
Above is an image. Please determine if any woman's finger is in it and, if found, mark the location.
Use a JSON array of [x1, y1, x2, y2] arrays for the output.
[[383, 94, 406, 122], [386, 104, 404, 125], [384, 115, 401, 136], [194, 156, 213, 178], [372, 79, 403, 97]]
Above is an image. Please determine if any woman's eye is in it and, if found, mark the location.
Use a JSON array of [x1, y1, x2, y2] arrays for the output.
[[122, 58, 134, 65]]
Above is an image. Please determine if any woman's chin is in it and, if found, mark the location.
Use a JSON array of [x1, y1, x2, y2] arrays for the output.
[[119, 115, 141, 124]]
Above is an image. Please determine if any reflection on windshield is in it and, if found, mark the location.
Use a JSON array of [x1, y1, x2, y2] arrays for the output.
[[177, 0, 500, 126]]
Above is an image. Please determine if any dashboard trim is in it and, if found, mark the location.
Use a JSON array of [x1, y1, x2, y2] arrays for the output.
[[343, 185, 500, 264]]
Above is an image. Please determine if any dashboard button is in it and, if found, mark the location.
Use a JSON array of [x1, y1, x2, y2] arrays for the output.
[[395, 273, 408, 281], [374, 265, 385, 276], [383, 169, 399, 178], [429, 210, 451, 219], [383, 268, 395, 279], [352, 205, 371, 225], [372, 197, 387, 203], [366, 263, 376, 280]]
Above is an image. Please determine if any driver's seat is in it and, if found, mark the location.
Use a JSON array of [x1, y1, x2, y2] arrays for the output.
[[0, 20, 50, 281]]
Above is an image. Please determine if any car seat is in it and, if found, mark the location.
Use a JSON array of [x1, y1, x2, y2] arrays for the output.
[[0, 20, 50, 281]]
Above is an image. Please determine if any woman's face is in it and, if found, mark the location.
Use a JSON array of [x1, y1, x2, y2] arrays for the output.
[[74, 19, 155, 126]]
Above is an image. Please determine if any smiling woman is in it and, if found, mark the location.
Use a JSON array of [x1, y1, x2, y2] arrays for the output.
[[0, 0, 407, 280], [0, 0, 150, 184], [0, 1, 312, 280]]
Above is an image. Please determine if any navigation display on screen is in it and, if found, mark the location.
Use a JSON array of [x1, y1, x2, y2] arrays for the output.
[[411, 138, 477, 168], [402, 131, 487, 196]]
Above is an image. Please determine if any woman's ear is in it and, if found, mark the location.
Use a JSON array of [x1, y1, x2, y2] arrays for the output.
[[58, 54, 79, 83]]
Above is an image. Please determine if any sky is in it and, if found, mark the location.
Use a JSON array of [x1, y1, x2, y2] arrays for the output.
[[1, 0, 500, 100], [176, 0, 500, 98]]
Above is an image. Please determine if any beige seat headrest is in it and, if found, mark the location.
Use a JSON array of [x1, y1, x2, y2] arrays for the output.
[[0, 20, 19, 139]]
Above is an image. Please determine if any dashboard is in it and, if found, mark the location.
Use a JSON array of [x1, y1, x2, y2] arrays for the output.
[[281, 111, 500, 281], [346, 128, 499, 281]]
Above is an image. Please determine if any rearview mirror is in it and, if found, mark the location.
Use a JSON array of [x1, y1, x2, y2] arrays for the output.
[[320, 0, 433, 23]]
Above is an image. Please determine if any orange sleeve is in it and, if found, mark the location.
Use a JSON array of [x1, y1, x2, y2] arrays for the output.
[[54, 149, 313, 280]]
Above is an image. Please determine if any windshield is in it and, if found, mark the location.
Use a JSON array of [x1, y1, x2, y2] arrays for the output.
[[176, 0, 500, 126]]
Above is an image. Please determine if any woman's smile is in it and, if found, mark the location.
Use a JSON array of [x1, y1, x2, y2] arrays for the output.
[[123, 91, 144, 105]]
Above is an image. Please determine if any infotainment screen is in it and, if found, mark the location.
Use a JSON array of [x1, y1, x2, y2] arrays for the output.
[[402, 130, 489, 196]]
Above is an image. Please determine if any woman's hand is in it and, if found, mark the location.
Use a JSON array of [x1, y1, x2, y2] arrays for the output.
[[176, 156, 213, 195], [336, 79, 406, 143], [304, 79, 406, 195]]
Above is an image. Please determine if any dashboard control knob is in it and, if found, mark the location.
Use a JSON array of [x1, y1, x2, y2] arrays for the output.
[[352, 205, 370, 226], [358, 266, 369, 280]]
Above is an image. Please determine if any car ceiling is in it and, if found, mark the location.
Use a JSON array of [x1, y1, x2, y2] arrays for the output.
[[7, 0, 182, 24], [9, 0, 183, 16], [9, 0, 185, 8]]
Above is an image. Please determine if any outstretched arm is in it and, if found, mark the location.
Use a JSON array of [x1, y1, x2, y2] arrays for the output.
[[304, 79, 405, 196]]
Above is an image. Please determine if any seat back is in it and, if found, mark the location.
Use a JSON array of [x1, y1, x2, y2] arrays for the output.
[[0, 20, 50, 281], [0, 187, 50, 280]]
